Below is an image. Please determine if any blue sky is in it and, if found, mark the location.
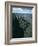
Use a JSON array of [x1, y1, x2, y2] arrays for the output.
[[12, 7, 32, 14]]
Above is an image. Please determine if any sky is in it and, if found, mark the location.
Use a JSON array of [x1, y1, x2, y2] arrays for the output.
[[12, 7, 32, 14]]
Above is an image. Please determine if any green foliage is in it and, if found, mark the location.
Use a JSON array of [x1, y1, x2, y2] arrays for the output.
[[12, 13, 24, 38], [12, 13, 32, 38]]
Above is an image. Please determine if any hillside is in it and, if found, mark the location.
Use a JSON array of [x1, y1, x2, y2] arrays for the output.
[[12, 13, 32, 38]]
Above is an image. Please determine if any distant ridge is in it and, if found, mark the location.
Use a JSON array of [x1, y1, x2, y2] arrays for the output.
[[12, 13, 32, 15]]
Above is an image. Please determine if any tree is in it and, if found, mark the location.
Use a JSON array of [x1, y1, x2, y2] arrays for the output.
[[12, 13, 32, 38], [12, 13, 24, 38]]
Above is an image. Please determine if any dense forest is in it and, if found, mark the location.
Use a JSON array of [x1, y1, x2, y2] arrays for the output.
[[12, 13, 32, 38]]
